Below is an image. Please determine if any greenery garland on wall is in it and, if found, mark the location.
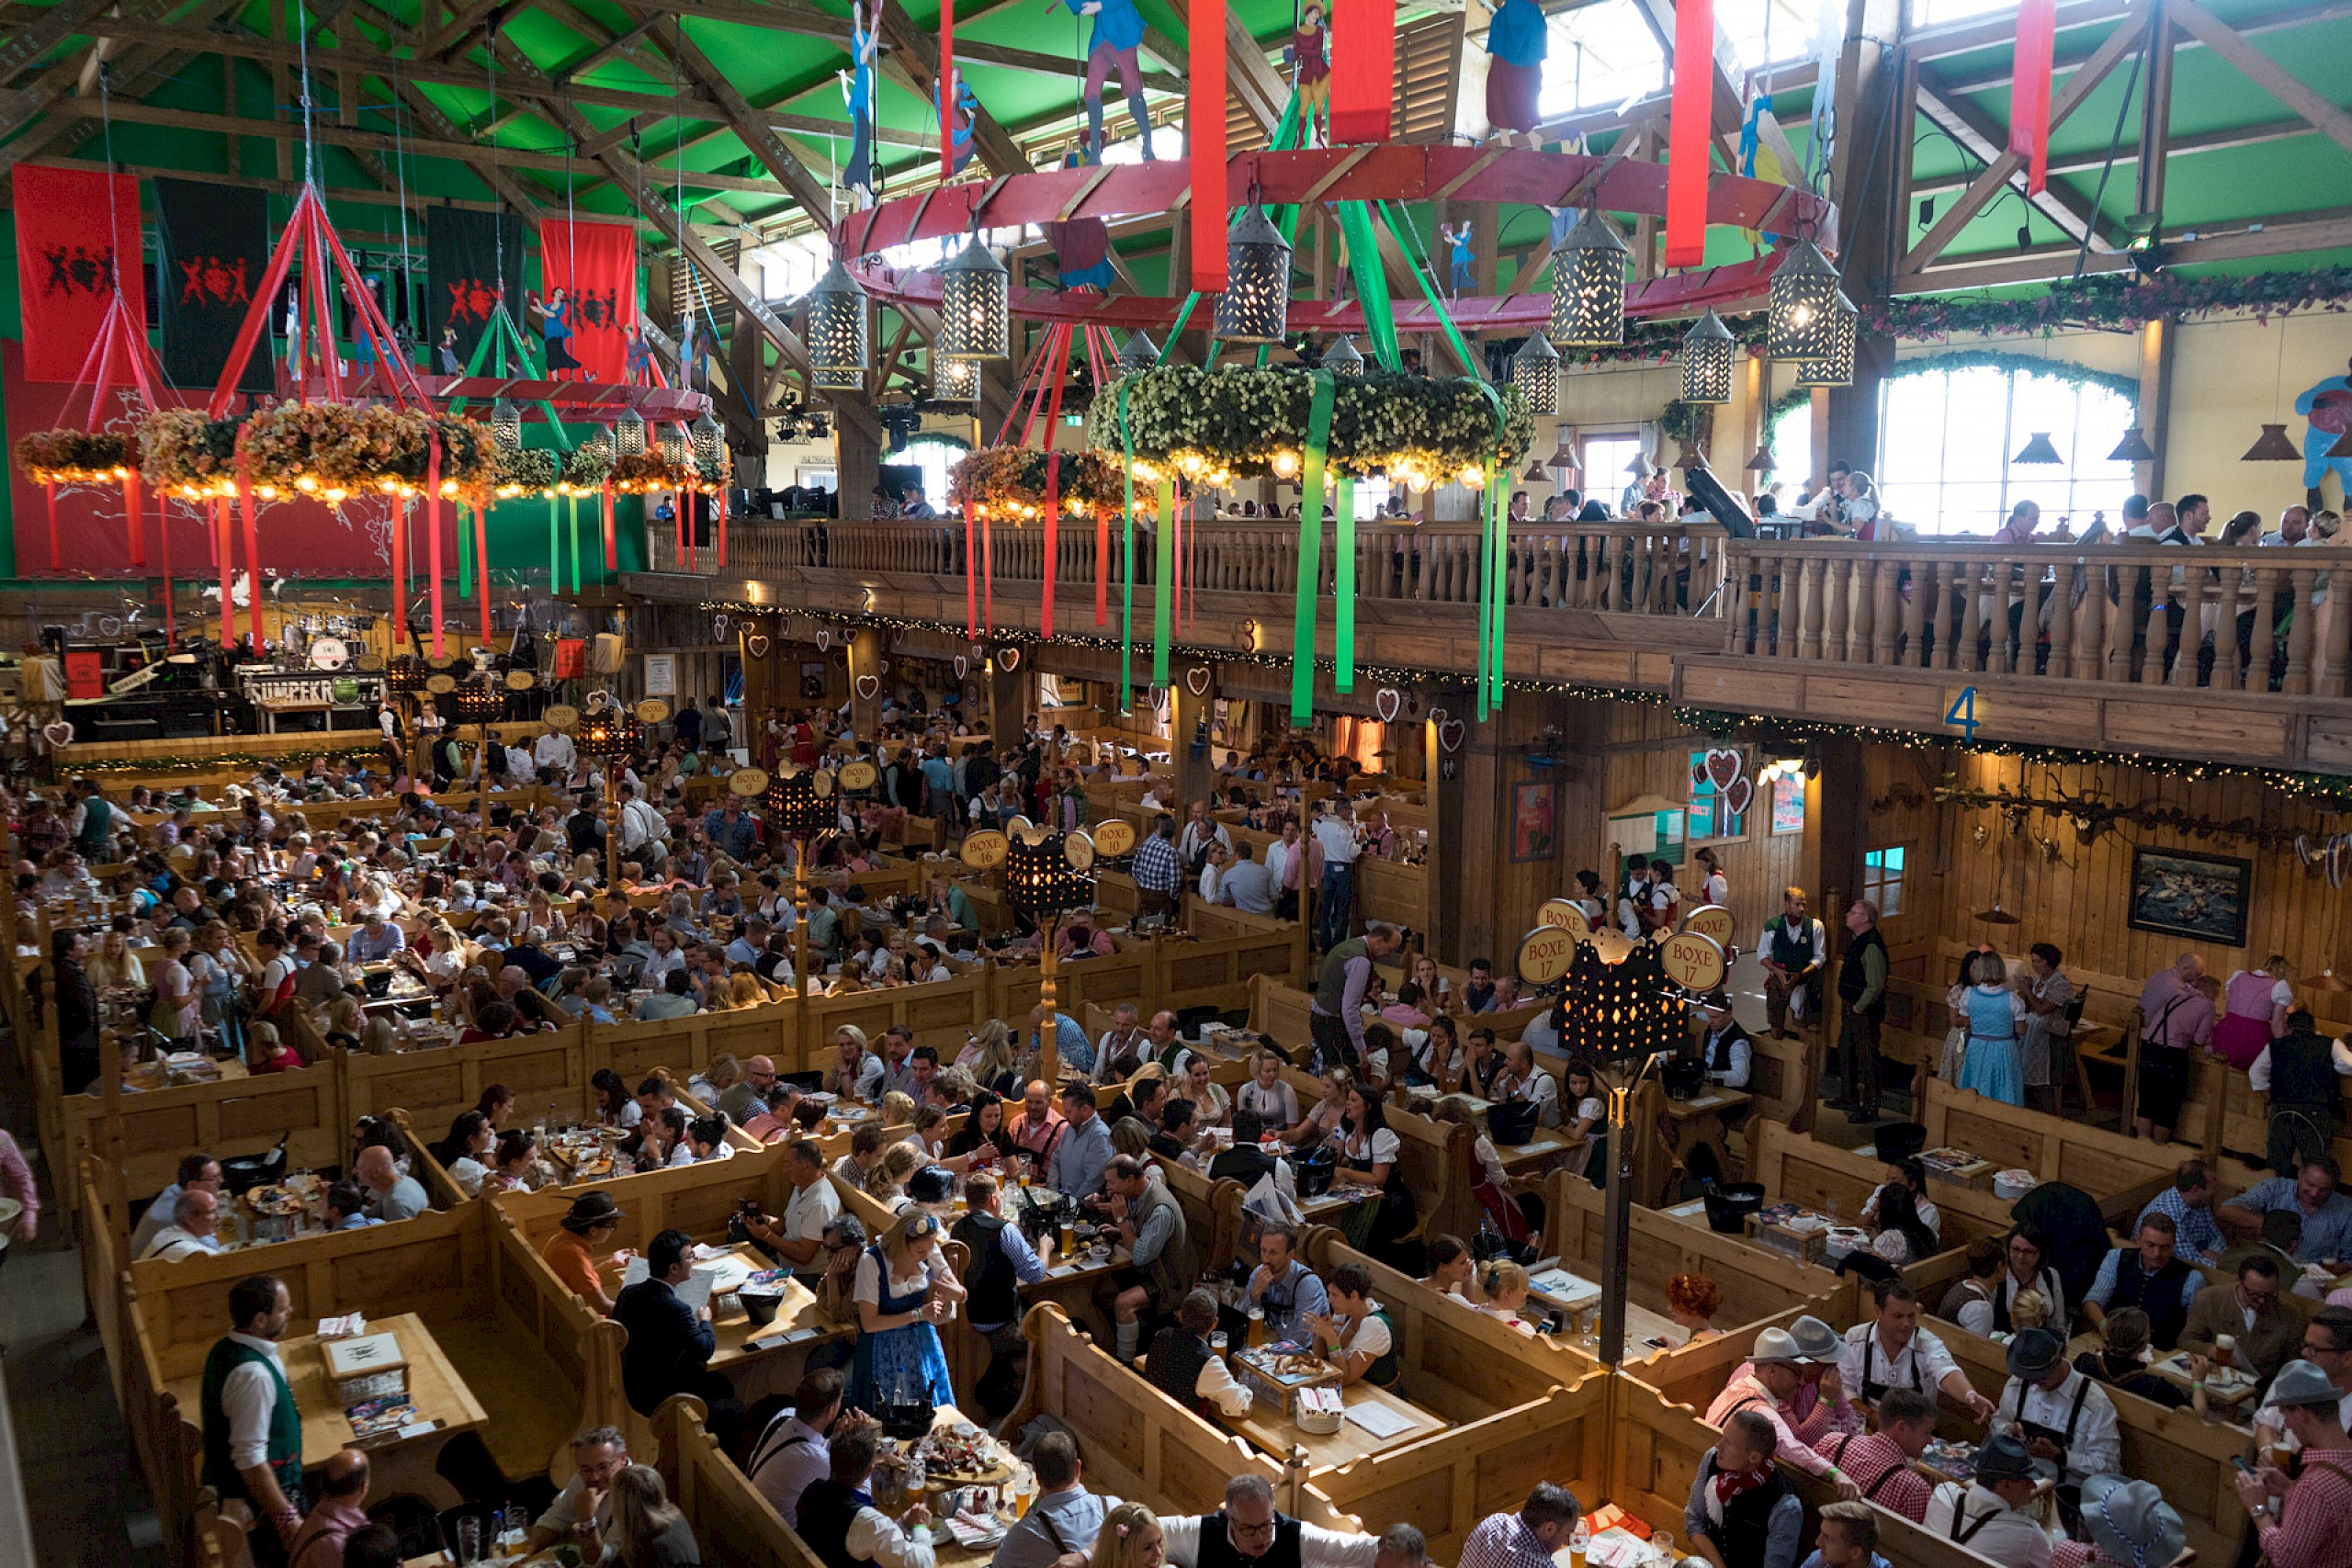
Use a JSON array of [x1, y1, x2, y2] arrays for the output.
[[1760, 348, 2142, 440]]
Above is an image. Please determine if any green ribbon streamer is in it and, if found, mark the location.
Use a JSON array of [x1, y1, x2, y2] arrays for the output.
[[550, 495, 560, 587], [1293, 369, 1337, 726], [1334, 202, 1399, 371], [1334, 472, 1355, 691], [1486, 464, 1506, 711], [458, 502, 474, 597], [1154, 475, 1176, 687], [1476, 470, 1496, 722], [1377, 199, 1484, 380], [1119, 381, 1136, 714], [569, 495, 582, 593]]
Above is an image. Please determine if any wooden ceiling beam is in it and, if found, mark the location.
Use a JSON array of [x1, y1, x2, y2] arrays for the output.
[[2168, 0, 2352, 164], [1911, 65, 2121, 253]]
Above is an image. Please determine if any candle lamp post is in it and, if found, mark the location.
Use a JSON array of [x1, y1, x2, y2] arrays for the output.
[[576, 704, 645, 891], [448, 680, 507, 825], [1001, 822, 1098, 1084], [763, 766, 835, 1060]]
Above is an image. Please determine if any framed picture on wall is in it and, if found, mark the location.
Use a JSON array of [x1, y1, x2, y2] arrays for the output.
[[2128, 847, 2252, 947], [1771, 774, 1805, 835], [1511, 779, 1558, 863]]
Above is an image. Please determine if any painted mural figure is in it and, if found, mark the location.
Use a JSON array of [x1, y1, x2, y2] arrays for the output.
[[2295, 355, 2352, 499], [1288, 6, 1330, 145], [1066, 0, 1153, 164]]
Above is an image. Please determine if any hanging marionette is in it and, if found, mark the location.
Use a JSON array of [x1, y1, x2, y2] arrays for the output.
[[1064, 0, 1152, 164], [1287, 4, 1330, 145], [2297, 355, 2352, 502], [1439, 220, 1475, 295], [842, 0, 881, 207], [1484, 0, 1548, 149], [1047, 152, 1116, 293], [948, 73, 980, 175], [529, 288, 579, 375]]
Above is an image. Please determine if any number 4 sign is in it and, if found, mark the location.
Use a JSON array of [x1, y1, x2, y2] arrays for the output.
[[1943, 685, 1981, 740]]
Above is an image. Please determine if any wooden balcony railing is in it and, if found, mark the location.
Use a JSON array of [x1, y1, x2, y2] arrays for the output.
[[1717, 540, 2352, 695], [647, 515, 1732, 618]]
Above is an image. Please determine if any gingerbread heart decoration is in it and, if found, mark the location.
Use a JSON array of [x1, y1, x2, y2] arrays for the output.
[[1148, 684, 1169, 713], [1438, 716, 1466, 755], [42, 720, 74, 748], [1374, 686, 1402, 725], [878, 658, 891, 674], [1184, 665, 1211, 697], [713, 614, 729, 639], [954, 656, 968, 679], [854, 674, 880, 701], [997, 646, 1022, 671], [816, 627, 831, 651], [745, 633, 771, 659], [1725, 776, 1754, 817], [1703, 747, 1744, 791]]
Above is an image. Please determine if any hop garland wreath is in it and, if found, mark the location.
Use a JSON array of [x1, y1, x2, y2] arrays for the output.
[[563, 444, 614, 492], [1091, 366, 1534, 484], [493, 447, 561, 497], [13, 428, 135, 484], [606, 448, 730, 495], [137, 410, 246, 497], [945, 446, 1145, 518]]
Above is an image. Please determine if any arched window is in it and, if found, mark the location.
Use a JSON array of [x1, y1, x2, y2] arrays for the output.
[[1768, 360, 2137, 536]]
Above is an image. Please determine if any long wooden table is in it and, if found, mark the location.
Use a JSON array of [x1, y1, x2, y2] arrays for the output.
[[1224, 1368, 1449, 1471]]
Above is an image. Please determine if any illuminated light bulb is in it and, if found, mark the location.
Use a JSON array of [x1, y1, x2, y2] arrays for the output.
[[1459, 465, 1487, 490], [296, 475, 318, 492], [1272, 450, 1301, 479], [441, 479, 459, 498]]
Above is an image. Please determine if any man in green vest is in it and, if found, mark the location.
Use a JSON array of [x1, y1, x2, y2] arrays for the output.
[[70, 777, 114, 860], [1310, 921, 1404, 1073], [1758, 887, 1826, 1041], [201, 1274, 307, 1554]]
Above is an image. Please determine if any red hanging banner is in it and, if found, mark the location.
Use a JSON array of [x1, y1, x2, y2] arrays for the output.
[[964, 502, 979, 638], [1663, 0, 1713, 268], [1329, 0, 1394, 145], [428, 441, 447, 659], [12, 164, 144, 382], [214, 500, 233, 642], [157, 486, 175, 637], [535, 215, 639, 382], [1190, 0, 1229, 291], [2008, 0, 2057, 194], [474, 505, 492, 647], [602, 483, 617, 572], [939, 0, 956, 179]]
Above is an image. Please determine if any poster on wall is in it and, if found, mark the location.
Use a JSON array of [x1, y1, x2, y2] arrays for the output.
[[643, 652, 677, 696], [1771, 774, 1805, 835], [2127, 847, 2251, 947], [1511, 779, 1558, 863]]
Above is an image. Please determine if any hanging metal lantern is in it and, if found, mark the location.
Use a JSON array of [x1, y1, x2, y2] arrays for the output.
[[614, 410, 648, 457], [581, 426, 614, 464], [691, 410, 723, 466], [811, 366, 863, 391], [659, 423, 691, 465], [763, 766, 833, 837], [939, 241, 1010, 361], [933, 354, 980, 401], [1679, 310, 1736, 405], [1768, 236, 1845, 364], [2012, 431, 2064, 465], [576, 704, 644, 760], [1115, 330, 1160, 378], [1548, 208, 1630, 348], [1322, 336, 1365, 377], [1791, 289, 1859, 389], [449, 681, 505, 724], [1510, 333, 1560, 415], [1212, 205, 1293, 346], [489, 398, 523, 452], [807, 257, 871, 375]]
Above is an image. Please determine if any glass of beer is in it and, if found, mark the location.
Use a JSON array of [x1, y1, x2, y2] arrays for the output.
[[2215, 1334, 2237, 1372], [1248, 1307, 1267, 1348], [1058, 1216, 1075, 1254], [1210, 1330, 1229, 1361], [2268, 1441, 2295, 1469]]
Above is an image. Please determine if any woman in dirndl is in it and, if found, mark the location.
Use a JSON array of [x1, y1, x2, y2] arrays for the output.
[[1483, 0, 1548, 144], [844, 1210, 964, 1413], [2212, 957, 2293, 1069]]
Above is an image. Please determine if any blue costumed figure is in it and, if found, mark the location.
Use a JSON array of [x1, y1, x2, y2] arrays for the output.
[[2294, 356, 2352, 500], [1047, 151, 1117, 292], [948, 75, 979, 175], [529, 288, 579, 375], [1065, 0, 1153, 164], [1484, 0, 1548, 147], [1441, 221, 1475, 294], [842, 1214, 959, 1414], [843, 0, 880, 207]]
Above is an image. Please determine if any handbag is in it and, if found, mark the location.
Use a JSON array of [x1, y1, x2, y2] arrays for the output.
[[1487, 1098, 1544, 1146]]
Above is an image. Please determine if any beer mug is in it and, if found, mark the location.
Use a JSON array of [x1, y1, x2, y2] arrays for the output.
[[1248, 1307, 1268, 1348], [2215, 1334, 2237, 1371], [1210, 1330, 1229, 1361]]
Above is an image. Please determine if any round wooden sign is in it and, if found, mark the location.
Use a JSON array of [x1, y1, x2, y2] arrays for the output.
[[837, 760, 880, 792], [1658, 930, 1728, 993], [1681, 904, 1736, 946], [729, 767, 769, 797], [424, 673, 458, 695], [1515, 923, 1579, 987], [1535, 897, 1587, 931], [1065, 832, 1097, 871], [544, 703, 580, 732], [1091, 818, 1137, 857], [503, 669, 537, 691], [636, 698, 672, 725], [961, 829, 1010, 870]]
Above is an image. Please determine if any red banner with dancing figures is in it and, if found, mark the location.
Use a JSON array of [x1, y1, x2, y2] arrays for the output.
[[14, 164, 145, 383], [2008, 0, 2057, 195], [534, 215, 639, 382]]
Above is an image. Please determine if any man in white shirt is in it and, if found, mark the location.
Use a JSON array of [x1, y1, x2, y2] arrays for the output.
[[1920, 1434, 2050, 1568], [1145, 1289, 1254, 1416], [1262, 819, 1306, 920], [1217, 842, 1276, 915], [142, 1186, 226, 1261], [1159, 1473, 1378, 1568], [1178, 802, 1232, 870], [528, 1427, 630, 1551], [534, 727, 576, 777], [1992, 1328, 2122, 1488], [800, 1426, 935, 1568], [504, 740, 536, 783], [747, 1369, 865, 1529], [745, 1140, 840, 1269], [1309, 803, 1362, 951], [616, 782, 666, 863], [200, 1275, 306, 1547], [132, 1153, 222, 1258], [1499, 1041, 1561, 1128], [1837, 1279, 1995, 1419]]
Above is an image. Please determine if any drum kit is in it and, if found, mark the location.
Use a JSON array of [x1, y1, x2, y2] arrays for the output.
[[284, 608, 381, 672]]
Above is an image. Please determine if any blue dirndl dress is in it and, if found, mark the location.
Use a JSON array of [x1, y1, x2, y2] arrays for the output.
[[844, 1246, 955, 1412], [1956, 985, 2025, 1107]]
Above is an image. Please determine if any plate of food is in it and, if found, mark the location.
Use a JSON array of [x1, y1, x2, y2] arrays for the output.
[[246, 1184, 309, 1216]]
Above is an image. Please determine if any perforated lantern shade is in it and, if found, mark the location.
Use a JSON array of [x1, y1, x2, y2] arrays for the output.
[[1511, 333, 1560, 416], [581, 427, 615, 465], [1213, 205, 1293, 346], [1768, 237, 1845, 364], [1679, 310, 1736, 405], [614, 411, 648, 458], [811, 366, 863, 391], [808, 257, 872, 375], [940, 242, 1011, 361], [1322, 336, 1365, 378], [384, 655, 427, 694], [489, 399, 523, 452], [1004, 830, 1095, 919], [658, 424, 691, 466], [764, 769, 832, 837], [1792, 289, 1860, 389], [933, 354, 981, 401], [692, 411, 724, 466], [449, 682, 504, 724], [1548, 208, 1631, 348], [1116, 331, 1161, 378], [576, 705, 644, 760]]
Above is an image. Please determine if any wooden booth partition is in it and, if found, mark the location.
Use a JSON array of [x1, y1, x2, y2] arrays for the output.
[[1743, 1121, 2020, 1248], [1156, 923, 1308, 1018], [57, 1062, 345, 1224], [1538, 1168, 1849, 1331], [498, 1140, 796, 1257], [1917, 1078, 2197, 1215], [343, 1026, 591, 1136], [650, 1398, 828, 1568], [1352, 853, 1429, 939], [1153, 1158, 1250, 1275], [1185, 897, 1313, 987], [482, 1194, 636, 1460]]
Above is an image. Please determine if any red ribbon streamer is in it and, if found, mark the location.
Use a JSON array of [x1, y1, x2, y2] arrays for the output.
[[1329, 0, 1394, 144], [240, 476, 263, 653], [1664, 0, 1713, 267], [2009, 0, 2057, 195], [603, 483, 617, 572], [1190, 0, 1229, 289], [981, 510, 995, 634], [124, 469, 145, 569], [157, 486, 174, 637], [1040, 344, 1069, 639], [716, 492, 728, 570], [390, 492, 407, 654], [45, 482, 58, 571], [428, 440, 447, 659], [473, 503, 492, 648], [214, 500, 233, 641], [964, 502, 979, 638], [939, 0, 956, 180]]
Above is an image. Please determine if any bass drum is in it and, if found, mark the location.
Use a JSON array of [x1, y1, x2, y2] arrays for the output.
[[308, 636, 352, 671]]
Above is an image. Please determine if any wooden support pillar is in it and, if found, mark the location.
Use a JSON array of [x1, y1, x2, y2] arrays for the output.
[[1824, 0, 1905, 479], [1170, 671, 1215, 811], [987, 649, 1029, 741], [1739, 353, 1766, 501], [2136, 316, 2174, 502], [849, 627, 885, 735], [1795, 737, 1868, 1134], [834, 408, 881, 525]]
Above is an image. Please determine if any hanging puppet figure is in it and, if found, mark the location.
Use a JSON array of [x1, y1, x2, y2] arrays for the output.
[[948, 73, 980, 175], [626, 322, 655, 386], [1440, 220, 1475, 294], [1288, 6, 1330, 145], [530, 288, 579, 375], [437, 324, 462, 376], [1066, 0, 1153, 164], [283, 284, 304, 382], [1048, 152, 1117, 292], [842, 0, 881, 208], [1483, 0, 1548, 149], [2295, 355, 2352, 502]]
